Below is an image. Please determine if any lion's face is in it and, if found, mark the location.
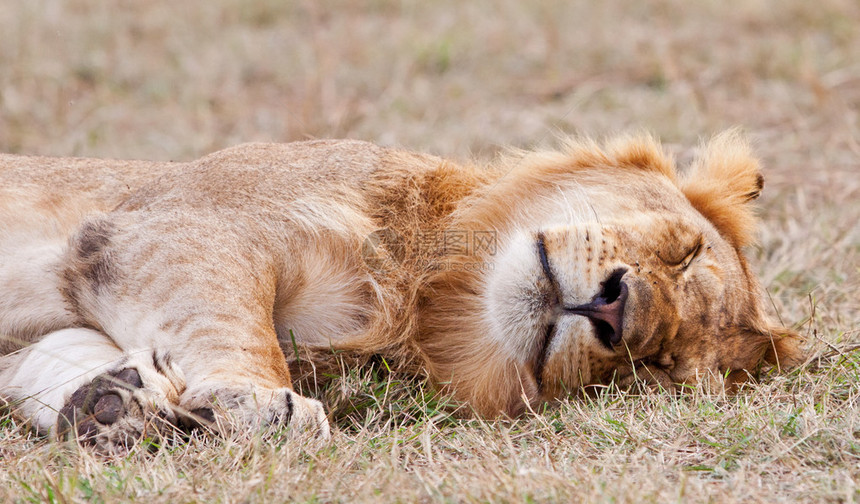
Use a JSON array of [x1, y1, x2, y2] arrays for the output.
[[430, 132, 802, 415], [487, 200, 759, 400]]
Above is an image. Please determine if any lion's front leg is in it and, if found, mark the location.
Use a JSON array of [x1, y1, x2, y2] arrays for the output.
[[62, 214, 331, 443], [168, 327, 330, 440]]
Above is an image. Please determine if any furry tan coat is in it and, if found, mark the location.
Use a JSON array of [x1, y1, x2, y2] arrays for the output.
[[0, 132, 800, 451]]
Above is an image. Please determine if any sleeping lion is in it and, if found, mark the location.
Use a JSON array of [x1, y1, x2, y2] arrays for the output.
[[0, 131, 800, 451]]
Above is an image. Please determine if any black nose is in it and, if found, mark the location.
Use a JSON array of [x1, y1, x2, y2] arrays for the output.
[[564, 268, 628, 348]]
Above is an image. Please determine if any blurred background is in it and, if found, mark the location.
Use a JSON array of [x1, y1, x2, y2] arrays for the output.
[[1, 0, 858, 338]]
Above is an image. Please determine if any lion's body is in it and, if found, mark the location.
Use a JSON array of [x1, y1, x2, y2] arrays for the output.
[[0, 134, 799, 449]]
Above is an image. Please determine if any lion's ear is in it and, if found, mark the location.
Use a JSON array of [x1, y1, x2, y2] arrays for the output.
[[722, 325, 803, 375], [680, 130, 763, 248], [761, 326, 804, 371]]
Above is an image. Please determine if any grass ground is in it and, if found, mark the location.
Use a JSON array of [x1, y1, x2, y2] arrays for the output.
[[1, 0, 858, 502]]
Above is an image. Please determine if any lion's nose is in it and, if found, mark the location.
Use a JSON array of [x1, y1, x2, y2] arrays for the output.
[[564, 268, 628, 348]]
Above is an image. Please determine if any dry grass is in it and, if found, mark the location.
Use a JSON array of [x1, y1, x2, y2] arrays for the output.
[[1, 0, 858, 502]]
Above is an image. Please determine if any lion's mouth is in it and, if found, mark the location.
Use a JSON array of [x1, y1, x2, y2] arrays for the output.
[[534, 234, 629, 389]]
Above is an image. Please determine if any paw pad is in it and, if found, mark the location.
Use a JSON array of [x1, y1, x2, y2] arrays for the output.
[[57, 367, 148, 448]]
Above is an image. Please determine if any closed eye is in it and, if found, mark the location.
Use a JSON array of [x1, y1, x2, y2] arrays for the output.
[[655, 237, 704, 269], [679, 241, 703, 270]]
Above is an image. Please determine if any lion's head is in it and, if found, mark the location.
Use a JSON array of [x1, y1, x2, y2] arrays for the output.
[[417, 130, 801, 416]]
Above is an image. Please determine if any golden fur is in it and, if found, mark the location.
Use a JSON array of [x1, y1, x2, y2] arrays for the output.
[[0, 131, 801, 446]]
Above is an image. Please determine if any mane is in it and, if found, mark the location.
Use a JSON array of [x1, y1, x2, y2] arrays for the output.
[[452, 134, 677, 235], [289, 150, 494, 390]]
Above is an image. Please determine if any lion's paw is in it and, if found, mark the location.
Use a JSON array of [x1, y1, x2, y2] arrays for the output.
[[283, 390, 330, 440], [182, 386, 330, 440], [57, 356, 185, 453]]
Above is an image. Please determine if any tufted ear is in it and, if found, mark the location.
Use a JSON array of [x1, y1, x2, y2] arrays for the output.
[[680, 130, 764, 248], [761, 325, 804, 371], [721, 325, 804, 384]]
